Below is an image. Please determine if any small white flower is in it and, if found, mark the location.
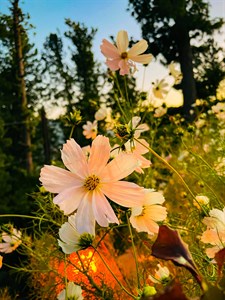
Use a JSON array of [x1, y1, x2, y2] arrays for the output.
[[0, 228, 22, 254], [148, 264, 170, 284], [57, 282, 83, 300], [168, 62, 182, 84], [95, 106, 111, 121], [82, 120, 98, 139], [130, 189, 167, 235], [154, 106, 167, 118], [152, 79, 169, 99], [58, 214, 95, 254], [195, 195, 210, 206], [201, 207, 225, 258]]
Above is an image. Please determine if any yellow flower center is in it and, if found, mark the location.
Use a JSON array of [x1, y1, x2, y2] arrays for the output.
[[121, 52, 128, 59], [84, 175, 100, 191]]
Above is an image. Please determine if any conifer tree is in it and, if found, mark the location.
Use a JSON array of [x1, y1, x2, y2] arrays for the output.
[[128, 0, 224, 117]]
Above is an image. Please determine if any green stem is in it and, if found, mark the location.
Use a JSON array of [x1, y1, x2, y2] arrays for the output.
[[135, 138, 209, 216], [69, 125, 75, 139], [92, 246, 137, 299], [0, 214, 60, 226], [126, 211, 140, 290]]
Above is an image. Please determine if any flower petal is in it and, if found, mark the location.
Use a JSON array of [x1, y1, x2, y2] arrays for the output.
[[40, 165, 79, 193], [116, 30, 129, 53], [146, 205, 167, 222], [130, 215, 149, 232], [61, 139, 88, 178], [100, 39, 120, 58], [101, 153, 138, 182], [53, 186, 85, 215], [118, 59, 130, 75], [144, 190, 166, 205], [130, 53, 153, 64], [106, 58, 120, 71], [92, 189, 119, 227], [88, 135, 111, 175], [128, 40, 148, 57], [75, 193, 96, 235], [101, 181, 144, 207]]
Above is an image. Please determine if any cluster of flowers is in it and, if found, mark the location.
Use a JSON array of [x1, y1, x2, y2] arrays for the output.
[[1, 29, 225, 299]]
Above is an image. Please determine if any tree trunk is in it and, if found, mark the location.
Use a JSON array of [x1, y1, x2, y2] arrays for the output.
[[41, 107, 51, 165], [12, 0, 33, 173], [174, 20, 197, 120]]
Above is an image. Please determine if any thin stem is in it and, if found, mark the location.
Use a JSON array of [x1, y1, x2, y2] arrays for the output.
[[135, 138, 209, 216], [0, 214, 60, 226], [92, 246, 137, 299], [126, 211, 140, 290], [69, 125, 75, 139]]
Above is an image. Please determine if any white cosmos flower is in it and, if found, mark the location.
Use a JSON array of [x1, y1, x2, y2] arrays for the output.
[[58, 214, 95, 254], [57, 282, 83, 300], [148, 264, 170, 284], [130, 189, 167, 236], [0, 228, 22, 254]]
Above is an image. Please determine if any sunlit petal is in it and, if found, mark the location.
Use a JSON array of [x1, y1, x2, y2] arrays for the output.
[[101, 181, 144, 207], [116, 30, 129, 53], [53, 186, 85, 215], [101, 153, 138, 182], [128, 40, 148, 56], [40, 165, 79, 193], [75, 193, 96, 235], [100, 39, 120, 58], [92, 190, 119, 227], [88, 135, 111, 175], [61, 139, 88, 177], [130, 53, 153, 64]]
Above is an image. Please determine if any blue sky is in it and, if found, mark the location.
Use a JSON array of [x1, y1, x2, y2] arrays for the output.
[[0, 0, 141, 61], [0, 0, 224, 107], [1, 0, 224, 61]]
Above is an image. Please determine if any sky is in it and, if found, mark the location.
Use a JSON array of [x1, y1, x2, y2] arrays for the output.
[[0, 0, 225, 108]]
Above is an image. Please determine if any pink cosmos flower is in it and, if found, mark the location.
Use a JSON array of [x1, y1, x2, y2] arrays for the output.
[[100, 30, 153, 75], [201, 208, 225, 258], [130, 189, 167, 236], [82, 120, 98, 139], [40, 135, 144, 234]]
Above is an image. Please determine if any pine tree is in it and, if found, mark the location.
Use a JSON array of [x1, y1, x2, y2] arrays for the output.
[[128, 0, 224, 117]]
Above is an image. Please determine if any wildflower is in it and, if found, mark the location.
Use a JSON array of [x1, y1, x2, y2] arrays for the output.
[[82, 120, 98, 139], [58, 214, 95, 254], [130, 189, 167, 235], [95, 106, 111, 121], [194, 195, 210, 210], [152, 79, 169, 99], [168, 62, 182, 84], [116, 116, 149, 142], [57, 282, 83, 300], [154, 105, 167, 118], [100, 30, 153, 75], [211, 102, 225, 121], [0, 228, 22, 254], [201, 208, 225, 258], [112, 139, 151, 174], [113, 116, 151, 173], [40, 135, 144, 233], [148, 263, 170, 284]]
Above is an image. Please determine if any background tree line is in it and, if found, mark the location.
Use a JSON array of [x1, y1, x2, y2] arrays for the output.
[[0, 0, 224, 298], [0, 0, 224, 219]]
